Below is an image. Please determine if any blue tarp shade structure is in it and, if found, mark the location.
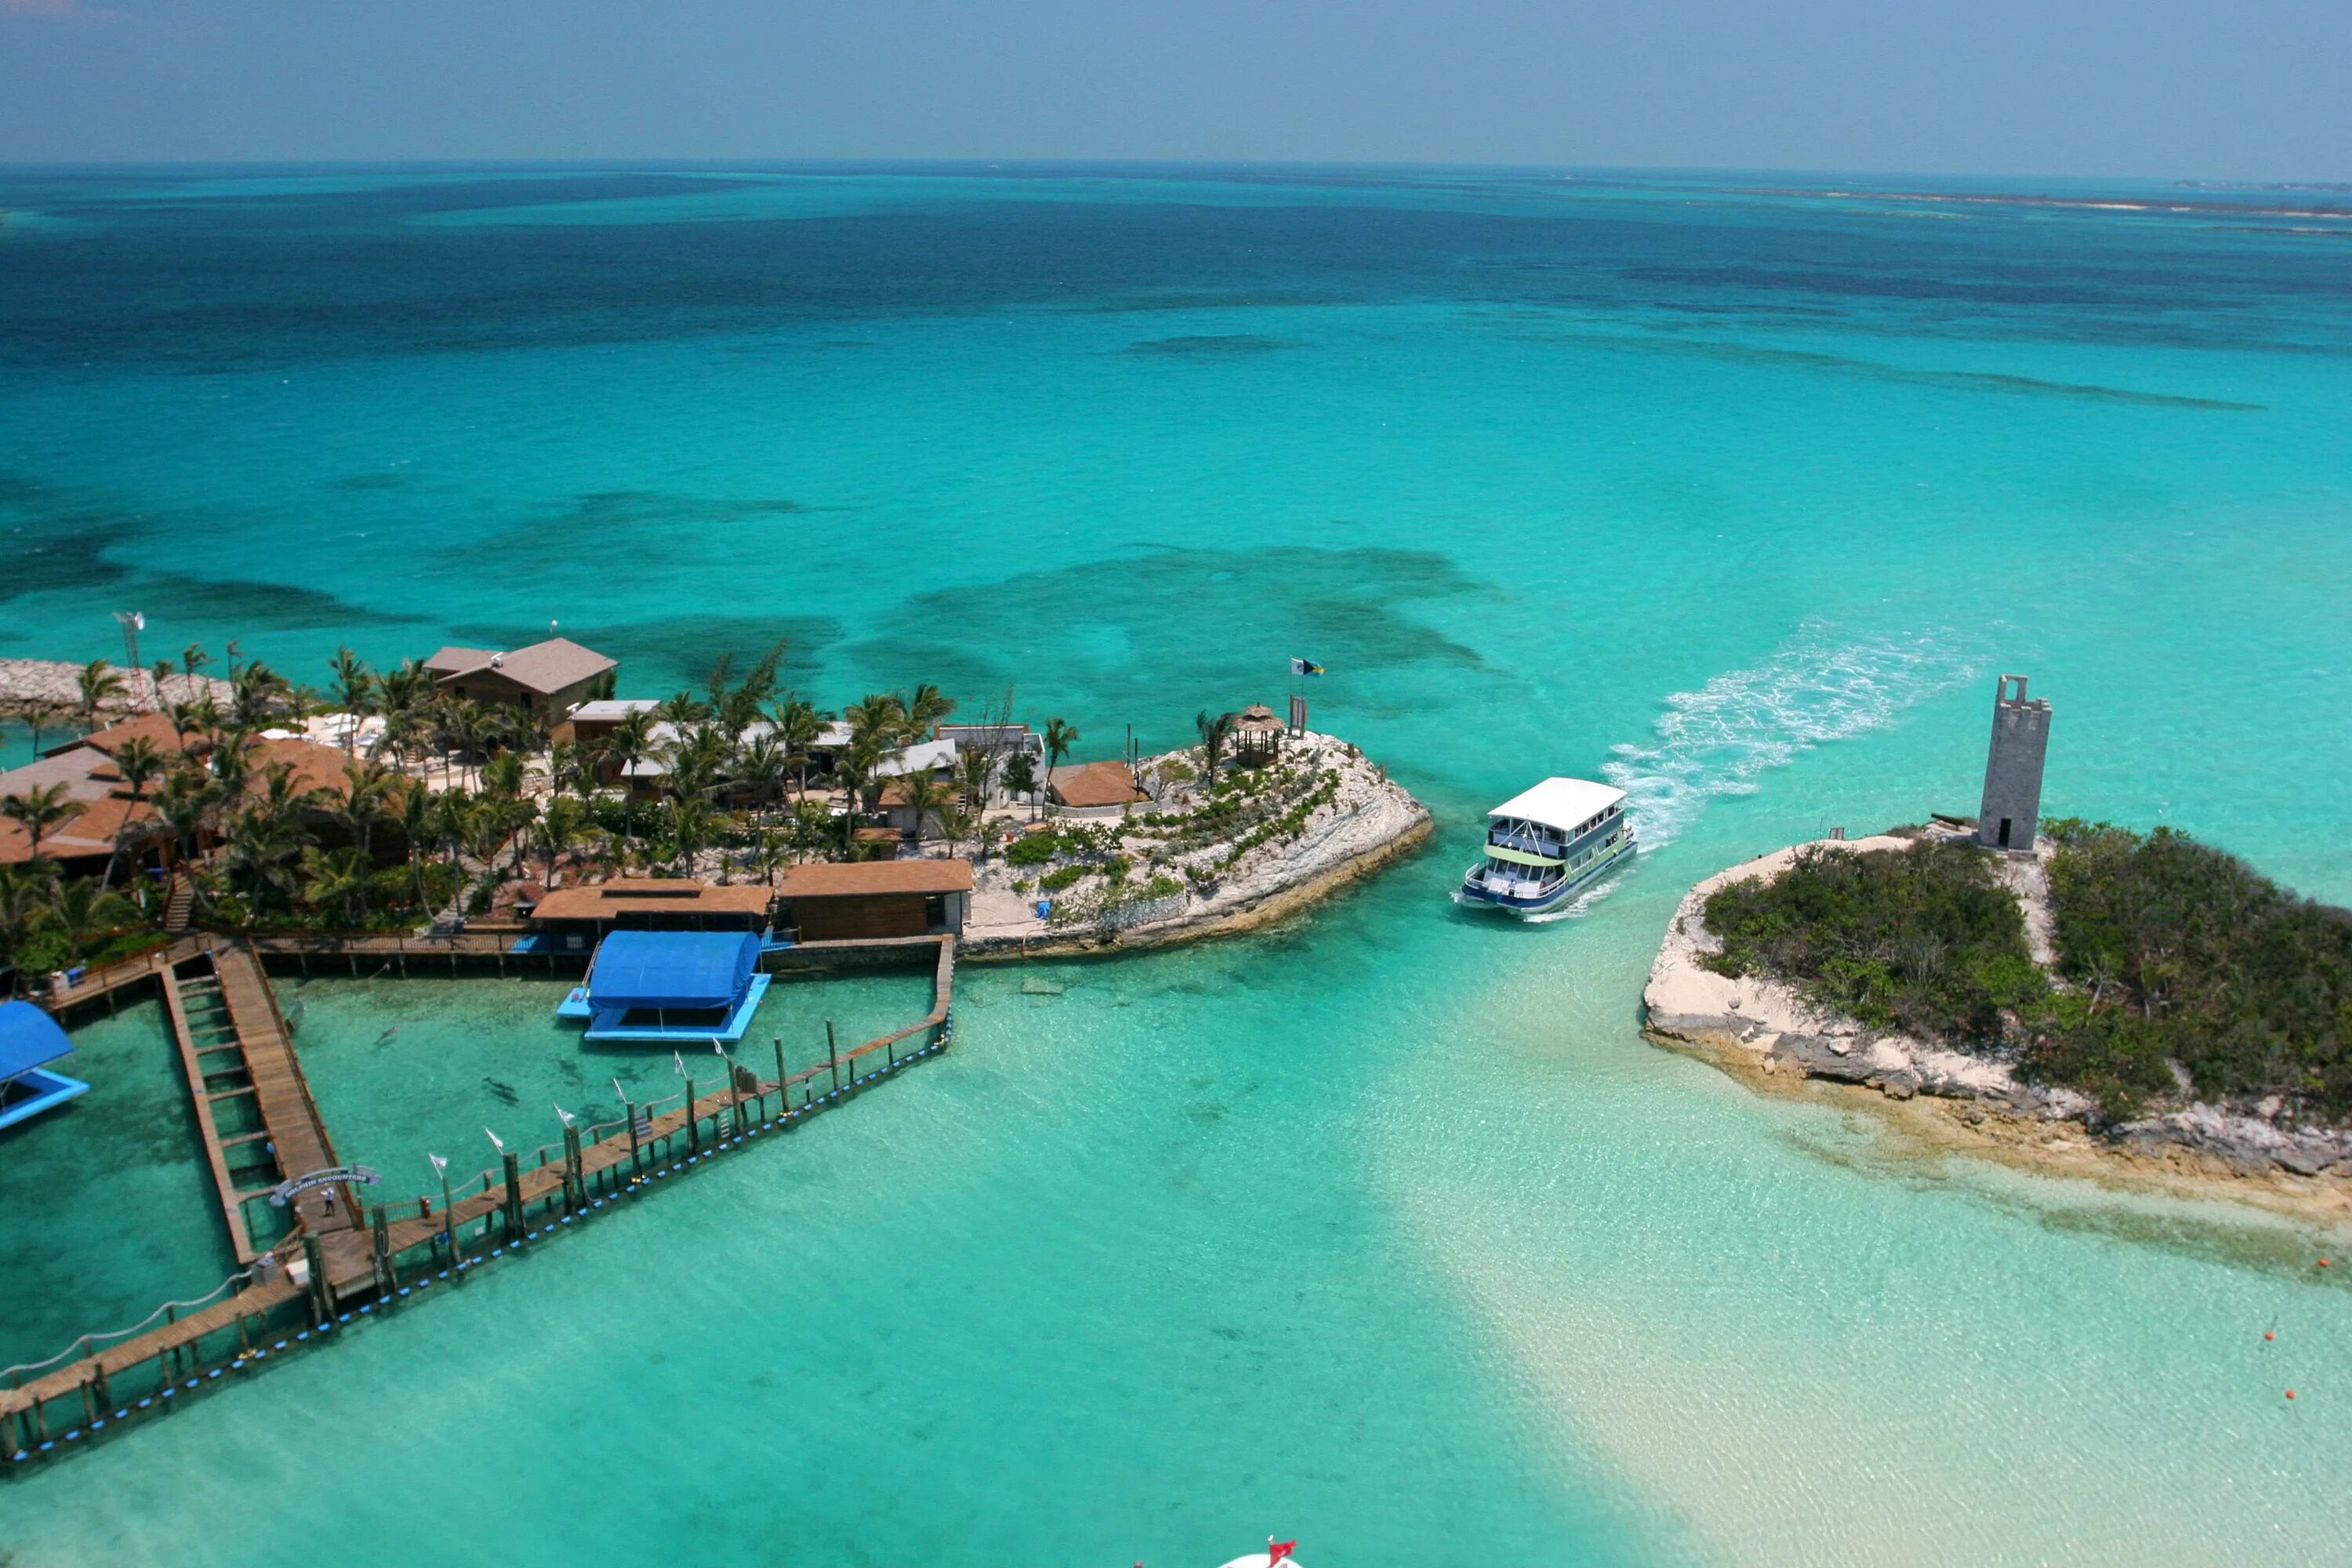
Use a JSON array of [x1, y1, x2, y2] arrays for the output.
[[0, 1000, 74, 1081], [586, 931, 760, 1011]]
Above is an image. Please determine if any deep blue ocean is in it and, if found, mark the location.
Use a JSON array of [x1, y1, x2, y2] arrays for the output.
[[2, 165, 2350, 1566]]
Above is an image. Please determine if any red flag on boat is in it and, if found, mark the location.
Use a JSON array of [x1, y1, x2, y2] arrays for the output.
[[1268, 1541, 1297, 1565]]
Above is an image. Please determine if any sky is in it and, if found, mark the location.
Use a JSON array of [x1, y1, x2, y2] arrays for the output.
[[0, 0, 2347, 180]]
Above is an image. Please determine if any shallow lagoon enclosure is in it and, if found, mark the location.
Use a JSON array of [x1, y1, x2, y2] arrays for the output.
[[2, 165, 2350, 1565]]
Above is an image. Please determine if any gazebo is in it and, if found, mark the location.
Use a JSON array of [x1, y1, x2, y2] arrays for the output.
[[1232, 703, 1285, 765]]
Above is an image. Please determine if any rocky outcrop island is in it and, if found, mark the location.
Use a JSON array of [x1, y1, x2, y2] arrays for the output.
[[1645, 821, 2352, 1200]]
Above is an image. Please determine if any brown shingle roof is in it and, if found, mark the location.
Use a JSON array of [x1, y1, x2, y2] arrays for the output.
[[775, 859, 974, 898], [80, 710, 204, 758], [1048, 760, 1146, 808], [427, 637, 615, 697], [0, 793, 154, 865], [530, 879, 775, 921]]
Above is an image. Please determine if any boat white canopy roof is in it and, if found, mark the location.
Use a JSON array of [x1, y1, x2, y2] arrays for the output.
[[1486, 777, 1625, 832]]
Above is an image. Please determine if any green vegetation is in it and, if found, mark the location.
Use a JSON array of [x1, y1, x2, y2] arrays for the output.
[[1702, 839, 2045, 1045], [1702, 823, 2352, 1124], [2029, 820, 2352, 1122]]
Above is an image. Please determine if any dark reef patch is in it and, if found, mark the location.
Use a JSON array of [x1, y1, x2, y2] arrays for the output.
[[1120, 334, 1297, 359], [138, 573, 421, 631], [0, 473, 142, 603], [1520, 329, 2266, 411], [450, 491, 821, 579], [841, 546, 1490, 735], [329, 472, 409, 492]]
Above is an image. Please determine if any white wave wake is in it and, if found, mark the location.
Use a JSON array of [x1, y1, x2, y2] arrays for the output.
[[1603, 621, 1982, 854]]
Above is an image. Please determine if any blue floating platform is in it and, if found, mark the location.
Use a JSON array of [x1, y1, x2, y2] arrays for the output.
[[555, 986, 593, 1022], [0, 1065, 90, 1131], [583, 973, 769, 1044], [0, 1001, 89, 1131]]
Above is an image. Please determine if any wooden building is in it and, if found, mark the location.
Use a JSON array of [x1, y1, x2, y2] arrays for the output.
[[525, 878, 774, 948], [774, 860, 973, 942], [423, 637, 617, 718]]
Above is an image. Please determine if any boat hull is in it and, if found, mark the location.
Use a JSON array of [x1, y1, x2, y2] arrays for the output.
[[1454, 837, 1636, 917]]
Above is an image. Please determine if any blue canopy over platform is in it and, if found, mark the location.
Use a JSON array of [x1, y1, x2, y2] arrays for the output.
[[589, 931, 760, 1011], [0, 1000, 89, 1131], [1, 1000, 74, 1080], [565, 930, 768, 1044]]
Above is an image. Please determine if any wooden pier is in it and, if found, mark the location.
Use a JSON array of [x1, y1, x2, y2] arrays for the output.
[[154, 942, 353, 1265], [4, 933, 956, 1470]]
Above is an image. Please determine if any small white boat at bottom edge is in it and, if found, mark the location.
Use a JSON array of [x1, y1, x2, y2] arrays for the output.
[[1452, 775, 1635, 917]]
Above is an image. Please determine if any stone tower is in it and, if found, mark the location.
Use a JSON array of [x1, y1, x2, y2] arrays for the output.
[[1976, 674, 2052, 852]]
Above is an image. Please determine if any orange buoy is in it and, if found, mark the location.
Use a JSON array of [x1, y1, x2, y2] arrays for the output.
[[2265, 1330, 2276, 1341], [2285, 1390, 2297, 1399], [2319, 1258, 2332, 1268]]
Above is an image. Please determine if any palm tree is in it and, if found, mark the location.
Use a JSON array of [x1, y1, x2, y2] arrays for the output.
[[481, 750, 526, 801], [655, 690, 708, 730], [666, 725, 727, 805], [843, 693, 906, 751], [742, 826, 782, 888], [100, 735, 169, 891], [736, 733, 789, 812], [24, 701, 63, 757], [893, 771, 951, 845], [669, 797, 717, 877], [147, 766, 215, 870], [608, 710, 658, 843], [788, 799, 833, 862], [300, 845, 371, 926], [229, 660, 292, 732], [770, 695, 829, 802], [0, 861, 60, 971], [833, 742, 883, 857], [77, 659, 126, 733], [338, 759, 401, 864], [223, 763, 325, 909], [1194, 710, 1234, 786], [1041, 717, 1079, 817], [326, 647, 375, 755], [440, 698, 492, 790], [112, 735, 166, 802], [535, 795, 590, 886], [37, 878, 140, 965], [2, 782, 76, 864], [400, 779, 436, 909], [898, 682, 956, 742]]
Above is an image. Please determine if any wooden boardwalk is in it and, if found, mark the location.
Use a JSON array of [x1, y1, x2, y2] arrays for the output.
[[5, 934, 956, 1465], [153, 942, 353, 1267]]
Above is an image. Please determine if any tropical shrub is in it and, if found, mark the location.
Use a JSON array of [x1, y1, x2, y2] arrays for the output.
[[1701, 840, 2045, 1045], [2032, 820, 2352, 1120]]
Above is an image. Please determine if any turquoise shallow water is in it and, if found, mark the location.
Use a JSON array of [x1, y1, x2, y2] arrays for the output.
[[3, 165, 2351, 1563]]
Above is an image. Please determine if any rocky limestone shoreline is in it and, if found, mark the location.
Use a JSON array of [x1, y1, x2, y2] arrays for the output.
[[0, 659, 231, 722], [960, 733, 1431, 960], [1643, 835, 2352, 1197]]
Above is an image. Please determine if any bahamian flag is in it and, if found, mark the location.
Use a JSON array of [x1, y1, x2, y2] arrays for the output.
[[1289, 656, 1326, 677]]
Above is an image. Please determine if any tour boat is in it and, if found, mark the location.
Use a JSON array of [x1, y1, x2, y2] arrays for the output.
[[1453, 777, 1635, 917]]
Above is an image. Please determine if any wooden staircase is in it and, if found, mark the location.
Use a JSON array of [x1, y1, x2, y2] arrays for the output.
[[162, 872, 195, 934]]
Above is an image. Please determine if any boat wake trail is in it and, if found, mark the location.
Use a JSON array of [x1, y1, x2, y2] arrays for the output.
[[1521, 873, 1625, 923], [1602, 621, 1981, 852]]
